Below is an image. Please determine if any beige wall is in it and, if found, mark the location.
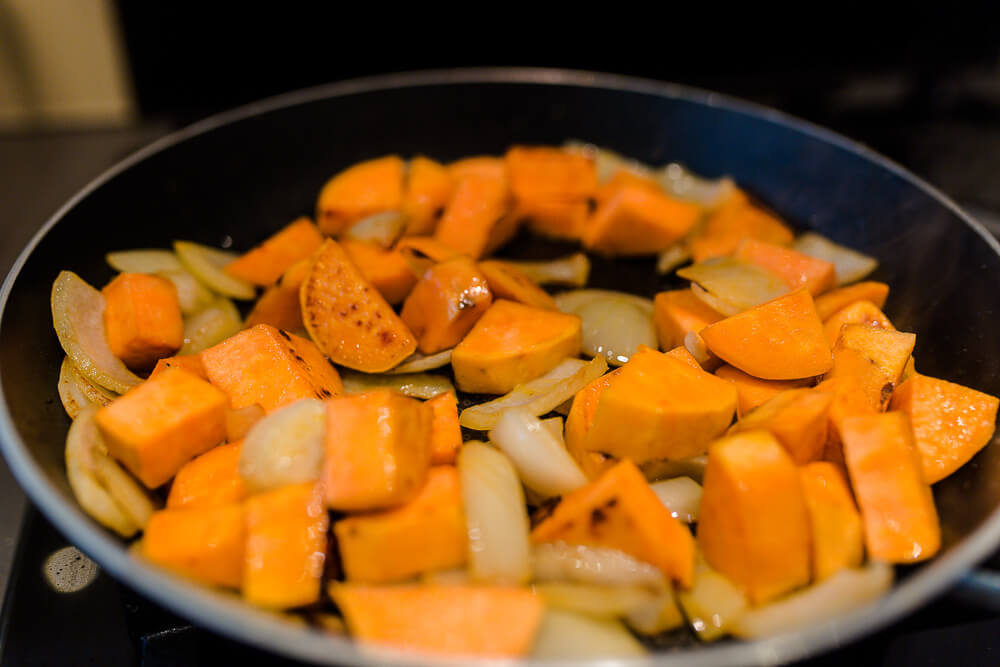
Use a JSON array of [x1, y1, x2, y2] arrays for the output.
[[0, 0, 134, 128]]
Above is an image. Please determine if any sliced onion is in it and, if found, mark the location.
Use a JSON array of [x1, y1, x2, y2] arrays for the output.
[[157, 268, 216, 315], [340, 371, 453, 399], [555, 288, 654, 316], [383, 348, 452, 375], [239, 398, 326, 493], [531, 609, 647, 659], [459, 356, 608, 430], [536, 582, 658, 619], [563, 141, 653, 184], [640, 455, 708, 484], [69, 359, 116, 406], [174, 240, 256, 300], [498, 253, 591, 287], [106, 249, 183, 273], [625, 589, 685, 635], [676, 558, 748, 641], [51, 271, 142, 394], [457, 442, 532, 585], [489, 408, 587, 498], [684, 330, 718, 368], [575, 297, 657, 366], [656, 163, 737, 210], [342, 210, 407, 248], [58, 358, 92, 419], [690, 283, 740, 318], [793, 232, 879, 286], [656, 243, 692, 275], [650, 477, 702, 523], [179, 297, 242, 355], [532, 542, 668, 592], [540, 416, 564, 442], [678, 258, 789, 315], [731, 561, 893, 639]]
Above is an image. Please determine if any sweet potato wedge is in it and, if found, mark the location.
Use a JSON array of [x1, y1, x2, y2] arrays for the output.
[[225, 217, 325, 286], [144, 503, 245, 588], [427, 391, 462, 465], [102, 272, 183, 371], [822, 300, 894, 347], [689, 197, 794, 262], [447, 156, 506, 181], [434, 171, 516, 259], [477, 260, 557, 310], [451, 300, 582, 394], [166, 440, 246, 509], [653, 289, 724, 351], [340, 238, 418, 305], [299, 239, 416, 372], [565, 368, 623, 480], [734, 238, 836, 296], [316, 156, 405, 235], [582, 184, 701, 255], [814, 376, 879, 466], [243, 283, 303, 332], [505, 146, 597, 203], [728, 388, 834, 464], [824, 323, 915, 409], [149, 353, 207, 381], [814, 281, 890, 321], [401, 156, 454, 236], [516, 199, 590, 240], [400, 257, 493, 354], [799, 461, 863, 581], [713, 364, 810, 417]]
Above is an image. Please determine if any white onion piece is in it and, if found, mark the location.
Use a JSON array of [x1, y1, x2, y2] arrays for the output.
[[555, 289, 655, 317], [656, 243, 692, 275], [641, 455, 709, 484], [625, 589, 685, 635], [459, 356, 608, 430], [157, 268, 216, 315], [678, 258, 789, 315], [536, 582, 658, 619], [650, 477, 702, 523], [540, 416, 564, 442], [340, 371, 453, 399], [383, 348, 452, 375], [58, 358, 92, 419], [684, 330, 717, 368], [532, 542, 668, 592], [690, 283, 740, 318], [731, 561, 893, 639], [575, 298, 657, 367], [51, 271, 142, 394], [458, 443, 532, 585], [793, 232, 879, 286], [531, 609, 647, 659], [343, 210, 407, 248], [179, 297, 242, 355], [68, 359, 116, 406], [656, 163, 737, 210], [489, 408, 587, 498], [498, 253, 591, 287], [677, 558, 748, 641], [174, 240, 256, 300], [239, 398, 326, 493], [106, 249, 183, 273]]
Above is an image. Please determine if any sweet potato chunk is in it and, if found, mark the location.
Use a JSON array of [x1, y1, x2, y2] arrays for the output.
[[506, 146, 597, 203], [824, 323, 915, 409], [531, 459, 695, 588], [734, 238, 836, 295], [841, 412, 940, 563], [316, 156, 405, 235], [664, 344, 702, 369], [890, 374, 999, 484], [96, 367, 227, 488], [102, 273, 183, 371], [582, 184, 701, 255], [322, 389, 433, 511], [401, 156, 454, 236], [565, 369, 622, 480], [427, 391, 462, 465], [299, 239, 416, 372], [400, 257, 493, 354], [335, 467, 466, 583], [728, 388, 834, 464], [447, 155, 506, 181], [331, 585, 543, 657], [814, 376, 878, 466], [149, 353, 207, 381], [689, 197, 794, 262], [713, 364, 810, 417], [200, 324, 342, 412], [700, 289, 832, 380], [225, 217, 325, 286], [517, 199, 590, 240], [823, 299, 894, 347], [799, 461, 863, 581], [243, 482, 328, 609], [166, 440, 246, 509], [477, 260, 557, 310], [434, 171, 516, 259], [451, 300, 582, 394], [582, 348, 737, 465], [653, 289, 724, 351], [814, 281, 890, 320], [144, 503, 245, 588], [340, 238, 417, 305], [244, 283, 303, 332], [697, 430, 811, 604]]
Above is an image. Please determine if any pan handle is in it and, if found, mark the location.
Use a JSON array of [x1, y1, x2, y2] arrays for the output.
[[951, 570, 1000, 610]]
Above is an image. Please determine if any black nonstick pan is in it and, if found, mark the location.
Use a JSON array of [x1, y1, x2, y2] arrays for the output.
[[2, 68, 1000, 665]]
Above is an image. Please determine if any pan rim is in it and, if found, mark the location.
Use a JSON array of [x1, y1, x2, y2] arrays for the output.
[[2, 66, 999, 666]]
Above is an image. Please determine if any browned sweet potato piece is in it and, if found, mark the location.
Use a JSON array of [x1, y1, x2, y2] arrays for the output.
[[341, 238, 418, 305], [822, 300, 894, 347], [823, 323, 915, 410], [434, 170, 517, 259], [400, 257, 493, 354], [401, 156, 454, 236], [225, 218, 325, 286], [316, 156, 405, 235]]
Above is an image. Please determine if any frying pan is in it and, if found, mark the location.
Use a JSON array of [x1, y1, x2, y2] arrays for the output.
[[2, 68, 1000, 665]]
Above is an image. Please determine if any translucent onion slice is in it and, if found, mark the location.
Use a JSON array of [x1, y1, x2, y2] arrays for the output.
[[105, 249, 183, 274], [459, 356, 608, 431], [239, 398, 326, 493], [51, 271, 142, 394], [730, 561, 893, 639], [178, 297, 242, 355], [575, 297, 657, 366], [641, 455, 709, 484], [656, 162, 737, 210], [488, 408, 587, 498], [690, 283, 740, 318], [554, 289, 655, 317], [342, 210, 407, 248], [676, 557, 748, 641], [383, 348, 452, 375], [684, 330, 718, 367], [499, 253, 591, 287], [650, 476, 702, 523], [340, 371, 453, 399], [531, 609, 647, 659], [536, 582, 658, 619], [174, 241, 256, 300], [625, 589, 685, 636], [678, 258, 789, 315], [157, 268, 216, 315], [458, 442, 532, 585], [540, 416, 564, 442], [58, 357, 92, 419], [563, 141, 653, 184], [532, 542, 668, 592], [656, 243, 692, 275], [68, 359, 116, 406], [793, 232, 879, 286]]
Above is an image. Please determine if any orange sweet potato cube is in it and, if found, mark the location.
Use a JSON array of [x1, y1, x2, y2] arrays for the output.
[[689, 197, 794, 262], [505, 146, 597, 203], [653, 289, 724, 351], [427, 391, 462, 465], [316, 155, 405, 235], [565, 368, 623, 481], [322, 389, 433, 511], [149, 353, 207, 381], [814, 281, 890, 320], [144, 503, 245, 589], [225, 217, 325, 286], [166, 440, 246, 510], [799, 461, 863, 581], [434, 172, 516, 260], [823, 300, 895, 347], [95, 367, 227, 488], [583, 184, 701, 255], [713, 364, 810, 417], [243, 283, 304, 332], [200, 324, 342, 412], [728, 388, 834, 464], [400, 156, 454, 236], [243, 482, 328, 609], [102, 272, 183, 371], [824, 323, 915, 409], [340, 238, 418, 305], [400, 257, 493, 354], [334, 467, 466, 583]]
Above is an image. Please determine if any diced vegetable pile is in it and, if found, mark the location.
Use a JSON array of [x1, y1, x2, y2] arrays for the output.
[[51, 144, 999, 659]]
